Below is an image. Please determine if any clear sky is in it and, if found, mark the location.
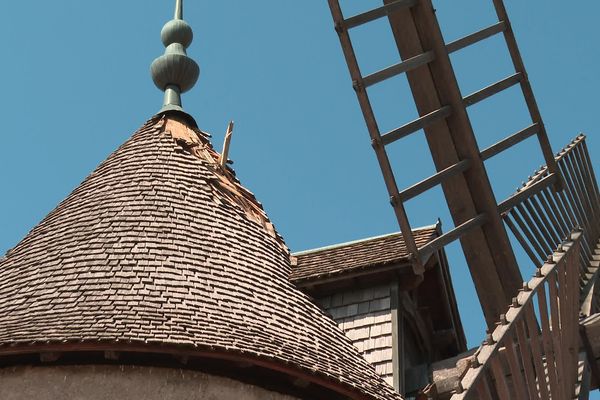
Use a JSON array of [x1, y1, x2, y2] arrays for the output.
[[1, 0, 599, 383]]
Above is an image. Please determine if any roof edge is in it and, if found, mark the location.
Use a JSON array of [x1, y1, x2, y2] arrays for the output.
[[292, 223, 439, 257], [0, 341, 395, 400]]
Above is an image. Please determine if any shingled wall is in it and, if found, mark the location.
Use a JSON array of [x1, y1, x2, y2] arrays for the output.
[[316, 284, 395, 386]]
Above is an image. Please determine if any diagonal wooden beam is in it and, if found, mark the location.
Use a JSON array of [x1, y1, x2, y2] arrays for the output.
[[383, 0, 522, 327]]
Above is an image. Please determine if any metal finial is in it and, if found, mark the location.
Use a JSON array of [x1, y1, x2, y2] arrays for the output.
[[150, 0, 199, 113], [174, 0, 183, 20]]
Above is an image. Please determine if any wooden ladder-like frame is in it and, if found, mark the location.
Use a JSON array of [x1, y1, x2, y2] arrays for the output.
[[327, 0, 561, 327]]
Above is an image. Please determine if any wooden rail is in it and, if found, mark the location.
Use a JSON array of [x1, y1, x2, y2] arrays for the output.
[[501, 135, 600, 316], [450, 231, 583, 399]]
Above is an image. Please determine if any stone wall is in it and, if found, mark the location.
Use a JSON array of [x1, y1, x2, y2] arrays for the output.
[[317, 283, 394, 386], [0, 364, 301, 400]]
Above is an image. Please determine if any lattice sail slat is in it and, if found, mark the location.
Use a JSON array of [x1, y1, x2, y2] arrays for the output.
[[451, 231, 583, 399], [501, 135, 600, 316]]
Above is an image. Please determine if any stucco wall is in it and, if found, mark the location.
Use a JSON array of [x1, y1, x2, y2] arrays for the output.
[[0, 364, 301, 400], [317, 283, 394, 386]]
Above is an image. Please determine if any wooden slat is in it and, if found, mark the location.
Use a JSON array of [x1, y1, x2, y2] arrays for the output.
[[581, 139, 600, 205], [564, 152, 600, 240], [522, 200, 555, 254], [512, 141, 600, 277], [554, 177, 579, 231], [419, 214, 487, 262], [489, 356, 511, 399], [536, 280, 563, 399], [570, 149, 600, 220], [504, 336, 529, 400], [498, 173, 556, 214], [566, 240, 581, 394], [463, 73, 522, 106], [503, 213, 541, 265], [381, 105, 451, 145], [363, 51, 435, 87], [559, 154, 594, 238], [343, 0, 417, 29], [480, 123, 539, 161], [398, 159, 471, 202], [568, 261, 582, 353], [559, 257, 575, 395], [548, 184, 590, 261], [446, 21, 507, 54], [515, 318, 541, 400], [509, 209, 547, 261], [580, 312, 600, 389], [540, 188, 570, 240], [524, 304, 550, 399], [516, 203, 552, 256], [547, 271, 568, 395], [572, 146, 600, 233], [475, 377, 494, 400], [529, 195, 562, 245]]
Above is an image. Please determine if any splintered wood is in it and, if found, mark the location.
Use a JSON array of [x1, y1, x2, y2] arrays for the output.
[[162, 116, 283, 249]]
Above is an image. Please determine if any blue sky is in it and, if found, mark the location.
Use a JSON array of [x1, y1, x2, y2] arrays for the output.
[[1, 0, 598, 385]]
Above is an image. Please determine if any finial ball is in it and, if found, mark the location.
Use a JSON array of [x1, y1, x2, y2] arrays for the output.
[[161, 19, 193, 48], [151, 55, 199, 93]]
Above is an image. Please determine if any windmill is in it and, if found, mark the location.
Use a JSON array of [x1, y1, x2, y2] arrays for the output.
[[1, 1, 598, 400], [326, 0, 600, 398]]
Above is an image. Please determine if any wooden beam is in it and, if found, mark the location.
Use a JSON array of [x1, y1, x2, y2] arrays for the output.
[[491, 0, 562, 189], [391, 281, 405, 394], [383, 0, 522, 327]]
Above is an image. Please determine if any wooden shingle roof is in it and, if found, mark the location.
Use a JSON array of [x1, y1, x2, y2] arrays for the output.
[[291, 226, 438, 284], [0, 114, 402, 400]]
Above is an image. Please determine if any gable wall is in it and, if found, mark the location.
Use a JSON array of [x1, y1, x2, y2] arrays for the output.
[[316, 283, 394, 386]]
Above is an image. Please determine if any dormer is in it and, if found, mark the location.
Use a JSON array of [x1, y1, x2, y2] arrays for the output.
[[291, 223, 466, 397]]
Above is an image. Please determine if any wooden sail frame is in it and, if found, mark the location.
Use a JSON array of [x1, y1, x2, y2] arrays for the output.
[[327, 0, 562, 327], [451, 231, 582, 399]]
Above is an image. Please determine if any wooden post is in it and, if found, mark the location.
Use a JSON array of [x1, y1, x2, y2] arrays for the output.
[[220, 121, 234, 169], [489, 356, 511, 399], [504, 336, 528, 400], [536, 282, 563, 399], [391, 281, 405, 394]]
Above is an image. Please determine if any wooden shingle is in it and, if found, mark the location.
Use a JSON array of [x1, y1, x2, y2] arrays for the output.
[[291, 227, 438, 284]]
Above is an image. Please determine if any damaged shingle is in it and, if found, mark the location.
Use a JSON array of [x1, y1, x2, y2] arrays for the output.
[[164, 117, 285, 250]]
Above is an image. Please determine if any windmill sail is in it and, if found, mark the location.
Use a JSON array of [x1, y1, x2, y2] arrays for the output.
[[326, 0, 600, 398]]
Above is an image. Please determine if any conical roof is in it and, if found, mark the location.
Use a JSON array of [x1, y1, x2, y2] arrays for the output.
[[0, 113, 402, 400]]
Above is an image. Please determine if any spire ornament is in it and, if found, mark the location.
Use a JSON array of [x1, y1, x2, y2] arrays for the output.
[[151, 0, 199, 113]]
